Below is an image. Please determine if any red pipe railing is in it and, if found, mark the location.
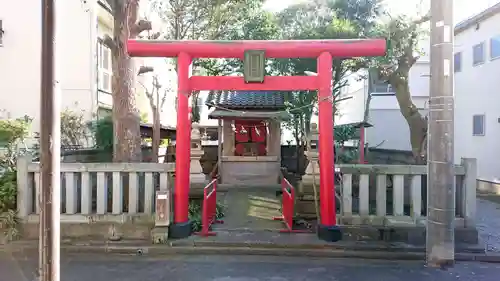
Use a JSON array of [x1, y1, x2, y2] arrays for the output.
[[273, 177, 310, 233], [195, 178, 223, 236]]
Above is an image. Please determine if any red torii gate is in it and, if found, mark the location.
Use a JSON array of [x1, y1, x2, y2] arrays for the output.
[[128, 39, 386, 241]]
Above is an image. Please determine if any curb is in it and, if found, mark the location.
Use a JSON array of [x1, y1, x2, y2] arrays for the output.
[[170, 240, 486, 254], [5, 244, 426, 260], [3, 242, 500, 263]]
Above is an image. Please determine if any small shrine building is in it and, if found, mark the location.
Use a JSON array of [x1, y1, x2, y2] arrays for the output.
[[206, 90, 290, 186]]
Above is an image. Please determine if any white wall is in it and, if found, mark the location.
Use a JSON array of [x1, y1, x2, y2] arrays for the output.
[[0, 1, 97, 143], [454, 11, 500, 182], [95, 1, 151, 122], [59, 1, 98, 121], [337, 61, 430, 151]]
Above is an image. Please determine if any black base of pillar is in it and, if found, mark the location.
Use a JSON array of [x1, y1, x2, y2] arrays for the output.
[[317, 224, 342, 242], [169, 221, 192, 239]]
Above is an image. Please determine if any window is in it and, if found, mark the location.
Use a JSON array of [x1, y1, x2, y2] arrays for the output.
[[472, 42, 485, 65], [97, 40, 112, 93], [0, 20, 4, 46], [454, 52, 462, 72], [472, 114, 485, 136], [490, 36, 500, 59], [372, 83, 393, 93]]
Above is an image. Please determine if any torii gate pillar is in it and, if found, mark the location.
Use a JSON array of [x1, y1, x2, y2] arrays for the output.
[[316, 52, 337, 239], [173, 52, 192, 238]]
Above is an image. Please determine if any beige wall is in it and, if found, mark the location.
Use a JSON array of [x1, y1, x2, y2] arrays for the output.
[[0, 0, 153, 149], [0, 0, 98, 145], [96, 1, 151, 121]]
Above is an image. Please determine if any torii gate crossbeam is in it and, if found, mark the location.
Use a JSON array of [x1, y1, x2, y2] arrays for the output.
[[127, 39, 386, 242]]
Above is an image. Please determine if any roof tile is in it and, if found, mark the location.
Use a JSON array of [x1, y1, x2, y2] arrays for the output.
[[206, 91, 286, 110]]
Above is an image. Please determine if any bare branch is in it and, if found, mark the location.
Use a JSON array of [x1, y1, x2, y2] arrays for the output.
[[137, 80, 153, 100], [413, 11, 431, 25], [138, 65, 154, 75], [152, 76, 162, 89], [131, 19, 152, 37], [160, 88, 168, 109], [149, 32, 161, 40], [102, 34, 116, 50]]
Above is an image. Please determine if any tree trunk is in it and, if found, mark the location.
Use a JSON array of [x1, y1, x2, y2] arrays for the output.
[[304, 114, 311, 139], [111, 0, 142, 162], [361, 92, 372, 159], [191, 91, 201, 123], [152, 106, 161, 163], [293, 118, 301, 173], [391, 77, 428, 164]]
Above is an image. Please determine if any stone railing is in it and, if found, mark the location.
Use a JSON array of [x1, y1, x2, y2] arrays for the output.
[[302, 160, 477, 227], [16, 157, 175, 220], [301, 123, 477, 227]]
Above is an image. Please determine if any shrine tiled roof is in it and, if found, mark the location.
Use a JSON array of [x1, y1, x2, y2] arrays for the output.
[[205, 91, 286, 110]]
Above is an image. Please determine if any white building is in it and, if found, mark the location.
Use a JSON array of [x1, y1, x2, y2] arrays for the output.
[[0, 0, 96, 137], [337, 46, 430, 151], [337, 3, 500, 183], [454, 3, 500, 184], [0, 0, 157, 144]]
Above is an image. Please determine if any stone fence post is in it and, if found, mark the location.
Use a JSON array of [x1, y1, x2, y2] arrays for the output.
[[16, 154, 32, 218], [460, 158, 477, 227]]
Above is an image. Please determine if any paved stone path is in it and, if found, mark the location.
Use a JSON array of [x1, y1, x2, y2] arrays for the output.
[[476, 198, 500, 252], [217, 189, 283, 231], [218, 191, 500, 253]]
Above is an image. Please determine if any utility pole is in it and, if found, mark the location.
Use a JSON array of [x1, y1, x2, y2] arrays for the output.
[[427, 0, 455, 268], [40, 0, 61, 280]]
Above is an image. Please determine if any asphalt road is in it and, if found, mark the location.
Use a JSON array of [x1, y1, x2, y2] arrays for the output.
[[0, 197, 499, 281], [1, 252, 500, 281]]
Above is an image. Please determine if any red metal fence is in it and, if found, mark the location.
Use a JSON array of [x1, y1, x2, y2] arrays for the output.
[[274, 177, 310, 233], [195, 178, 223, 236]]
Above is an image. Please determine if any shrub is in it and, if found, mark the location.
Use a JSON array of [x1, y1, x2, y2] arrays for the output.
[[60, 109, 91, 149], [88, 116, 114, 152], [0, 116, 31, 241], [188, 199, 225, 232]]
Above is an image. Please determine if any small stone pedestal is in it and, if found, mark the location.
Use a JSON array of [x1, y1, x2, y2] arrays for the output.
[[302, 151, 319, 187], [190, 123, 208, 187]]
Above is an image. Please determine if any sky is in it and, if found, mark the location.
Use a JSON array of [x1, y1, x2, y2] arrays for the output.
[[157, 0, 500, 141], [260, 0, 500, 142], [263, 0, 500, 23]]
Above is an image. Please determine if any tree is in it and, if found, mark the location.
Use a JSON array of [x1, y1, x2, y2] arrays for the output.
[[149, 0, 267, 123], [103, 0, 152, 162], [370, 12, 430, 164], [330, 0, 384, 32], [60, 109, 92, 150], [137, 68, 172, 162], [281, 0, 430, 164], [275, 0, 379, 146]]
